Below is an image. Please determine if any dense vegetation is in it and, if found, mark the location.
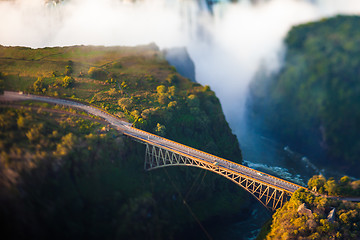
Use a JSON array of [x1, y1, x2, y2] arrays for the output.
[[0, 44, 247, 239], [307, 175, 360, 197], [248, 15, 360, 176], [0, 105, 249, 239], [256, 174, 360, 239], [262, 189, 360, 239]]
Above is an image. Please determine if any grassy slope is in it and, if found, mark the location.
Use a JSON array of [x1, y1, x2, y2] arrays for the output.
[[0, 44, 248, 239], [0, 43, 241, 160], [1, 44, 174, 104]]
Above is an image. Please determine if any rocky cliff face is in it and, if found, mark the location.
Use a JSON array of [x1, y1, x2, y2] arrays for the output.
[[164, 47, 196, 82]]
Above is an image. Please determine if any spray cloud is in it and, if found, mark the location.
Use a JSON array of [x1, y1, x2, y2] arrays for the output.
[[1, 0, 360, 137]]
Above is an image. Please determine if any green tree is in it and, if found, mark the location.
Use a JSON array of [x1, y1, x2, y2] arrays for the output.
[[324, 179, 339, 196], [108, 88, 117, 96], [167, 101, 177, 109], [154, 123, 166, 136], [54, 133, 77, 156], [120, 81, 128, 90], [33, 77, 45, 93], [166, 74, 178, 84], [340, 176, 351, 184], [62, 76, 75, 88], [118, 98, 133, 111], [339, 176, 352, 196], [156, 85, 167, 94], [308, 175, 326, 193], [158, 94, 169, 105], [168, 86, 177, 96], [351, 180, 360, 194], [186, 94, 200, 108], [65, 65, 73, 76], [203, 85, 211, 92], [26, 126, 42, 143], [17, 115, 26, 129], [88, 67, 107, 80]]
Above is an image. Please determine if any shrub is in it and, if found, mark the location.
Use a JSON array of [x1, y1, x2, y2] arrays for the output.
[[158, 95, 169, 105], [168, 86, 176, 96], [65, 65, 73, 76], [324, 179, 339, 196], [141, 108, 156, 120], [118, 98, 133, 110], [308, 175, 326, 193], [156, 85, 166, 94], [203, 85, 211, 92], [166, 74, 178, 84], [88, 67, 107, 80], [131, 110, 141, 119], [33, 77, 45, 93], [108, 88, 117, 96], [62, 76, 75, 88], [154, 123, 166, 136], [17, 116, 26, 129], [167, 101, 177, 109], [187, 94, 200, 108], [120, 81, 128, 90], [54, 133, 77, 157]]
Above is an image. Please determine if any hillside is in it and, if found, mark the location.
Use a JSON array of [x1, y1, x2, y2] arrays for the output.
[[248, 15, 360, 176], [0, 43, 241, 160], [261, 189, 360, 239], [0, 44, 247, 239], [256, 173, 360, 239]]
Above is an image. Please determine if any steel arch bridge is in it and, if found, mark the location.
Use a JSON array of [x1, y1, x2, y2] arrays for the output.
[[144, 143, 301, 211]]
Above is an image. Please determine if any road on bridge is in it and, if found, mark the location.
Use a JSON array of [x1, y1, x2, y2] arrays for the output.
[[1, 91, 303, 194]]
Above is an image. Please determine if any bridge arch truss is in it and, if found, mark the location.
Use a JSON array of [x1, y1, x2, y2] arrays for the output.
[[144, 143, 292, 211]]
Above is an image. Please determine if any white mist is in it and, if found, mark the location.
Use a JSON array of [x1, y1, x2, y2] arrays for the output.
[[1, 0, 360, 139]]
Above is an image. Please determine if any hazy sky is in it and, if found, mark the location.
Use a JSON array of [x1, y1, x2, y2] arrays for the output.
[[1, 0, 360, 137]]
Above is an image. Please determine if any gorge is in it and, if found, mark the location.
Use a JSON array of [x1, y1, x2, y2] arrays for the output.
[[1, 0, 360, 239]]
